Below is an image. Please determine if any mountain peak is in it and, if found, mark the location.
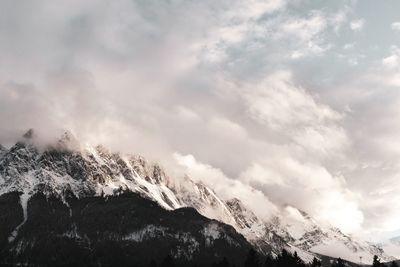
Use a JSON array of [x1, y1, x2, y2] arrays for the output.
[[56, 130, 81, 151], [22, 128, 35, 140], [226, 198, 242, 207]]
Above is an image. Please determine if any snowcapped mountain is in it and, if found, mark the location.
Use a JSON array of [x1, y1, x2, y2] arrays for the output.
[[0, 130, 398, 265], [0, 130, 251, 266], [267, 206, 394, 264], [174, 177, 237, 227], [382, 237, 400, 259], [0, 130, 182, 210]]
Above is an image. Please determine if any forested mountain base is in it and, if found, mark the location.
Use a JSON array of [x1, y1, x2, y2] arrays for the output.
[[0, 192, 250, 267]]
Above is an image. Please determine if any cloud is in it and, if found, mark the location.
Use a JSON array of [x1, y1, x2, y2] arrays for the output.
[[329, 6, 351, 33], [208, 117, 248, 140], [343, 43, 355, 50], [391, 22, 400, 31], [382, 47, 400, 69], [2, 0, 400, 241], [274, 11, 331, 59], [239, 71, 348, 157], [350, 19, 365, 31], [240, 158, 363, 232], [173, 153, 279, 220], [243, 71, 339, 129], [318, 45, 400, 237], [374, 46, 400, 87]]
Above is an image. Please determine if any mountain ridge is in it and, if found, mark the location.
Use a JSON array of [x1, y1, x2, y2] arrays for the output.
[[0, 129, 397, 265]]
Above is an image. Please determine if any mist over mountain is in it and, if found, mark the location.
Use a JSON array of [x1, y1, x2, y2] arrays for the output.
[[2, 0, 400, 241], [2, 0, 400, 266], [1, 130, 399, 266]]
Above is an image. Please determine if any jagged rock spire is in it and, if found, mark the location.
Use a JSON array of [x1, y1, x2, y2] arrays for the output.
[[0, 144, 6, 158], [57, 130, 81, 151], [23, 128, 35, 140]]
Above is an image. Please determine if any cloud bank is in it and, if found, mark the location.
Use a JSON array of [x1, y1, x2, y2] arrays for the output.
[[2, 0, 400, 240]]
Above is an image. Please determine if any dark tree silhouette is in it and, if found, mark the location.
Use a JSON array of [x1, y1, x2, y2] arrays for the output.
[[244, 248, 260, 267], [161, 255, 175, 267], [264, 255, 275, 267], [373, 255, 383, 267], [276, 249, 291, 267], [331, 257, 345, 267], [390, 261, 399, 267], [275, 249, 306, 267], [293, 252, 305, 267], [310, 257, 322, 267], [148, 259, 158, 267], [212, 257, 231, 267]]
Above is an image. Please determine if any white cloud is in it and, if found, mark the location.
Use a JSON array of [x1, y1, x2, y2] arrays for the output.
[[243, 71, 341, 129], [329, 7, 351, 33], [382, 54, 399, 69], [382, 48, 400, 69], [343, 43, 355, 50], [233, 0, 287, 19], [391, 22, 400, 31], [175, 106, 201, 121], [173, 153, 278, 220], [280, 13, 327, 41], [238, 71, 348, 157], [208, 117, 248, 140], [376, 46, 400, 86], [276, 12, 331, 57], [350, 19, 365, 31], [240, 157, 363, 233]]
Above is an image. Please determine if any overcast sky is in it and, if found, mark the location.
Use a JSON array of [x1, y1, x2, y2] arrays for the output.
[[1, 0, 400, 241]]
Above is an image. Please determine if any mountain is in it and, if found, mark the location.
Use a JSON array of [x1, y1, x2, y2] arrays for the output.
[[0, 130, 251, 266], [381, 237, 400, 260], [0, 130, 398, 265], [267, 206, 393, 264]]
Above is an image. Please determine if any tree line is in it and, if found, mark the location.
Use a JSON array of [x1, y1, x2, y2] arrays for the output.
[[148, 249, 400, 267]]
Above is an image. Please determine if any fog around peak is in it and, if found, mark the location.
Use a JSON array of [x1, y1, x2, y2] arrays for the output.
[[2, 0, 400, 241]]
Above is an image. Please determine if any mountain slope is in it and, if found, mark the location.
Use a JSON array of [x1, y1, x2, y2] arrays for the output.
[[0, 131, 182, 210], [0, 191, 251, 266], [267, 206, 394, 264]]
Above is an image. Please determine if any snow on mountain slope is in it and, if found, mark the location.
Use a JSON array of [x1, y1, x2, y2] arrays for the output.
[[267, 205, 395, 264], [0, 130, 182, 212], [188, 181, 396, 264], [382, 238, 400, 259], [225, 198, 288, 253], [174, 176, 236, 226], [179, 176, 395, 264]]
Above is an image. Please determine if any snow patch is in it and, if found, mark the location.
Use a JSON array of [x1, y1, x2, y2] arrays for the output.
[[201, 222, 222, 246], [62, 224, 82, 239], [123, 225, 167, 242], [8, 192, 31, 243], [171, 232, 200, 260], [288, 244, 317, 264]]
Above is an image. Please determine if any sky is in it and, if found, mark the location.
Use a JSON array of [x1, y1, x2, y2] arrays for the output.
[[1, 0, 400, 241]]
